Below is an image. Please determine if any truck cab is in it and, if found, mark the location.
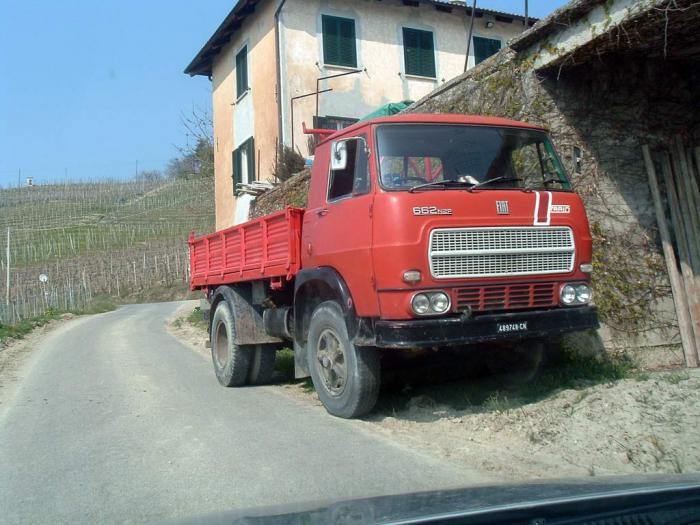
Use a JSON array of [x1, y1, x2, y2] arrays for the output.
[[299, 114, 596, 344]]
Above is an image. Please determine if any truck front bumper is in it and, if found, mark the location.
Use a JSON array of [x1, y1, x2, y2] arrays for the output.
[[372, 306, 599, 348]]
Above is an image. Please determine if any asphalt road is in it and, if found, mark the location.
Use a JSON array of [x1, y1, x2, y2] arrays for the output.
[[0, 302, 483, 524]]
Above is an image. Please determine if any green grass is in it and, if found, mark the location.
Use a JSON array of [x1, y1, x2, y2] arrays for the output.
[[78, 295, 118, 315], [182, 307, 208, 331], [0, 297, 117, 345], [275, 347, 295, 376], [0, 309, 63, 345]]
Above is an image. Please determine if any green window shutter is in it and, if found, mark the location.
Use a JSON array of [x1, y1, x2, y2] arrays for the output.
[[246, 138, 255, 182], [473, 36, 501, 65], [236, 46, 248, 98], [403, 28, 435, 78], [322, 15, 357, 67], [232, 148, 242, 191]]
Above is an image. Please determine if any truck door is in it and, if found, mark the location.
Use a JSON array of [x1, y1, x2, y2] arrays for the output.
[[303, 135, 377, 316]]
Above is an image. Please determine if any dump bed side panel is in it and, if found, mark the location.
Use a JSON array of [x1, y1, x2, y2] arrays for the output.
[[189, 207, 304, 290]]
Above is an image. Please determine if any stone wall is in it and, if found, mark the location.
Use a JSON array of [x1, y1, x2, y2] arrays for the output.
[[411, 46, 700, 358]]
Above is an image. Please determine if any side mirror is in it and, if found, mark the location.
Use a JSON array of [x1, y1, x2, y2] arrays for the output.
[[331, 141, 348, 171]]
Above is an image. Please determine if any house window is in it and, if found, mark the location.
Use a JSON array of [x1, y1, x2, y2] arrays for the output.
[[313, 115, 358, 130], [402, 28, 436, 78], [473, 36, 501, 65], [322, 15, 357, 68], [233, 137, 255, 190], [236, 46, 248, 99]]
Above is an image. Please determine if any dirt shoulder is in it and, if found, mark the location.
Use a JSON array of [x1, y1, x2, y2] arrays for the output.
[[361, 372, 700, 479], [166, 301, 209, 358], [0, 315, 75, 409], [169, 306, 700, 480]]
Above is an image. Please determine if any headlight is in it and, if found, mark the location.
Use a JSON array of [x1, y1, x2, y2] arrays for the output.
[[575, 284, 592, 304], [560, 284, 577, 305], [411, 291, 451, 316], [411, 293, 430, 315], [430, 292, 450, 313], [560, 283, 592, 306]]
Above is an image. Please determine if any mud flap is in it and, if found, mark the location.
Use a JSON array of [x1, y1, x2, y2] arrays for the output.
[[216, 285, 282, 346], [293, 340, 310, 379]]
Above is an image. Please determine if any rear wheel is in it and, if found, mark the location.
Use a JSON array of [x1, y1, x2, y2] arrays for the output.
[[210, 301, 251, 387], [248, 344, 278, 385], [307, 301, 380, 418]]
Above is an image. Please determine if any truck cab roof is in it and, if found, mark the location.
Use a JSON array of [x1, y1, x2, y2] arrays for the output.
[[316, 113, 547, 147]]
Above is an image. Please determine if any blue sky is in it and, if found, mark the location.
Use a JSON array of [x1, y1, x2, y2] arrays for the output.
[[0, 1, 565, 186]]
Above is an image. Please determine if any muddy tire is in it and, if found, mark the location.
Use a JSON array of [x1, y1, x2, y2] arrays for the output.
[[307, 301, 380, 418], [248, 344, 278, 385], [210, 301, 251, 387], [485, 339, 545, 385]]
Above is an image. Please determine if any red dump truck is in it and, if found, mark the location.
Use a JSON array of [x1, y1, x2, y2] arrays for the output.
[[189, 113, 598, 418]]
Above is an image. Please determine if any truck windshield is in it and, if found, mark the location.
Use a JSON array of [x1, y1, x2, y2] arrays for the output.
[[376, 124, 571, 191]]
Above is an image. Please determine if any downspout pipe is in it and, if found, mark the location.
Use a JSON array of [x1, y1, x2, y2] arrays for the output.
[[275, 0, 289, 149]]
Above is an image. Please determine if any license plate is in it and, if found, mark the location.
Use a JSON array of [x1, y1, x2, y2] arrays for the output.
[[496, 321, 528, 334]]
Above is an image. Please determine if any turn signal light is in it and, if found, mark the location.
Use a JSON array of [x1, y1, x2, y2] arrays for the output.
[[402, 270, 422, 284]]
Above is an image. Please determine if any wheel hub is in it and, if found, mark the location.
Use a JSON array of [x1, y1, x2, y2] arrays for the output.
[[215, 321, 228, 368], [316, 329, 347, 397]]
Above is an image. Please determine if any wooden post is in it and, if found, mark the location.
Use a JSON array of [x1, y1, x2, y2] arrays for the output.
[[643, 146, 699, 367], [660, 152, 700, 367], [671, 137, 700, 273], [5, 228, 9, 307]]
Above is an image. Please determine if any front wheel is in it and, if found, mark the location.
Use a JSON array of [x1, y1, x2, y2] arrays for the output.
[[307, 301, 380, 418]]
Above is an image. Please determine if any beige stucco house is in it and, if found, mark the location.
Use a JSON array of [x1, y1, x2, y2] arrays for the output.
[[185, 0, 534, 230]]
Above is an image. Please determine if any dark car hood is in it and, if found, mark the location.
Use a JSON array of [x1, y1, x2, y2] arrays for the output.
[[170, 475, 700, 524]]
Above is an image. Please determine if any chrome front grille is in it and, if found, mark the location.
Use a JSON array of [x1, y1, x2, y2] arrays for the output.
[[429, 227, 575, 279]]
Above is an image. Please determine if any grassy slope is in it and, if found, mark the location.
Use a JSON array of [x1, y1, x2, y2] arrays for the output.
[[1, 177, 214, 267], [0, 176, 215, 322]]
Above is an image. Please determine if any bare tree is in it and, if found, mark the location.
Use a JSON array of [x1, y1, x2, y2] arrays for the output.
[[170, 107, 214, 179]]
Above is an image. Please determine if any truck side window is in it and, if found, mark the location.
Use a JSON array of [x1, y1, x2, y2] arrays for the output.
[[328, 137, 369, 201]]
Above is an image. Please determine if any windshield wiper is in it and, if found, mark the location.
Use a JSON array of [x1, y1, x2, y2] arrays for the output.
[[467, 176, 523, 192], [543, 176, 562, 185], [408, 180, 473, 193]]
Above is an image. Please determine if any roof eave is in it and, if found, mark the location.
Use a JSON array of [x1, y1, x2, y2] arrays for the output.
[[184, 0, 257, 77]]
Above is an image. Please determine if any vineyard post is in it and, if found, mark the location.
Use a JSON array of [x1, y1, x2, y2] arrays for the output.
[[5, 228, 9, 306]]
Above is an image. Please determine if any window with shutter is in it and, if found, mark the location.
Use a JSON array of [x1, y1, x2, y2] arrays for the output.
[[236, 46, 248, 99], [402, 28, 436, 78], [473, 36, 501, 65], [232, 137, 255, 193], [322, 15, 357, 68]]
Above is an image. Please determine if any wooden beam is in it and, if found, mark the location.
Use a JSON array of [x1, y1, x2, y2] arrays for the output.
[[660, 151, 700, 368], [643, 146, 699, 367], [671, 137, 700, 274]]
